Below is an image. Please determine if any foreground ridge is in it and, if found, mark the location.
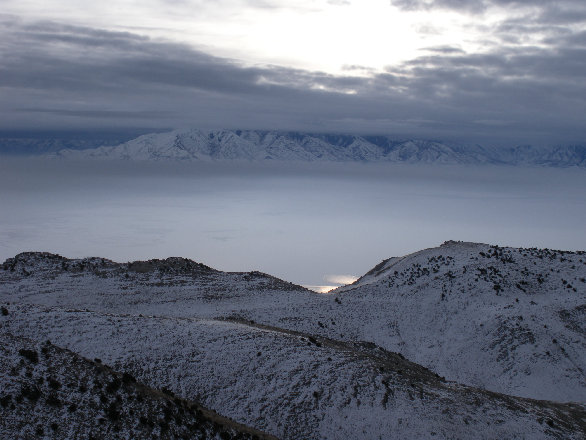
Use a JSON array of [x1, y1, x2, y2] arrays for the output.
[[0, 332, 278, 439], [1, 241, 585, 439]]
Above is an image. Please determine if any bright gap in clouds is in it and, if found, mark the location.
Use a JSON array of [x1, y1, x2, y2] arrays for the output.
[[3, 0, 516, 74]]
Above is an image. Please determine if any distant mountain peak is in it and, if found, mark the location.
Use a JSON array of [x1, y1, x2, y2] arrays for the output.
[[46, 129, 586, 167]]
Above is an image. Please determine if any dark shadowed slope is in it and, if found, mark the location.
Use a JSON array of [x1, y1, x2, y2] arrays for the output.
[[0, 332, 278, 439]]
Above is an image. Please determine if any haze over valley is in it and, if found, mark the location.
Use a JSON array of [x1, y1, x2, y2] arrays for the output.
[[2, 156, 585, 290]]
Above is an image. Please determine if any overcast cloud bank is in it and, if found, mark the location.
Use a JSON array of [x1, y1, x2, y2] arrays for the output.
[[0, 0, 585, 145]]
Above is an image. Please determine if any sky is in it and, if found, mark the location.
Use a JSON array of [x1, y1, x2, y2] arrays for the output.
[[1, 0, 586, 145]]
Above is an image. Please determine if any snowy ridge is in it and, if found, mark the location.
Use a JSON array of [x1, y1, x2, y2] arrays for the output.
[[1, 243, 585, 439], [49, 129, 586, 167]]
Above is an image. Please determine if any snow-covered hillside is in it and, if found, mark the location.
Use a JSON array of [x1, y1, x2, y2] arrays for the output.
[[1, 242, 585, 439], [0, 332, 277, 439], [49, 128, 586, 167], [2, 305, 585, 439], [240, 241, 586, 403]]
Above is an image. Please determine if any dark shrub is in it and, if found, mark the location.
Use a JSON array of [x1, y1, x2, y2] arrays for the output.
[[163, 406, 174, 422], [106, 403, 121, 421], [106, 378, 121, 393], [21, 385, 41, 401], [162, 388, 175, 397], [18, 349, 38, 364], [48, 378, 61, 390], [46, 394, 61, 407], [122, 372, 136, 384], [0, 395, 11, 408]]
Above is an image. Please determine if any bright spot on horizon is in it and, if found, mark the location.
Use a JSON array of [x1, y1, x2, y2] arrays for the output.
[[305, 274, 358, 292], [304, 285, 340, 293], [325, 274, 358, 285]]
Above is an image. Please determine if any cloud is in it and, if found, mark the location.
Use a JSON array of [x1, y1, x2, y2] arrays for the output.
[[392, 0, 488, 13], [393, 0, 586, 29], [420, 46, 465, 54], [1, 18, 585, 145], [17, 108, 174, 119]]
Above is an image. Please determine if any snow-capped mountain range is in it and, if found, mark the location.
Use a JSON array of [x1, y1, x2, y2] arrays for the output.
[[49, 129, 586, 167], [1, 241, 585, 439]]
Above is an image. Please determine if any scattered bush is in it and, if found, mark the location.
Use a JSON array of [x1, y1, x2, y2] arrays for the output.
[[20, 385, 41, 402], [18, 349, 39, 364], [122, 372, 136, 384], [48, 378, 61, 390], [106, 403, 121, 421], [46, 394, 61, 407], [0, 395, 12, 408], [162, 388, 175, 397], [106, 378, 121, 393]]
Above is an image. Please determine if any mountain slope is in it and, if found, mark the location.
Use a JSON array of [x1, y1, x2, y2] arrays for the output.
[[236, 241, 586, 403], [0, 252, 310, 318], [49, 128, 586, 167], [1, 244, 585, 438], [2, 306, 585, 440], [0, 332, 277, 440], [2, 244, 585, 404]]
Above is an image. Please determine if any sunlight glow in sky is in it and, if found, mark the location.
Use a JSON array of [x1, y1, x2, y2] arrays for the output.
[[2, 0, 524, 73], [2, 0, 585, 143]]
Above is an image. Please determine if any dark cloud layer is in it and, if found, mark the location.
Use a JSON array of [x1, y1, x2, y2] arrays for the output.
[[1, 12, 585, 146], [393, 0, 586, 18]]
